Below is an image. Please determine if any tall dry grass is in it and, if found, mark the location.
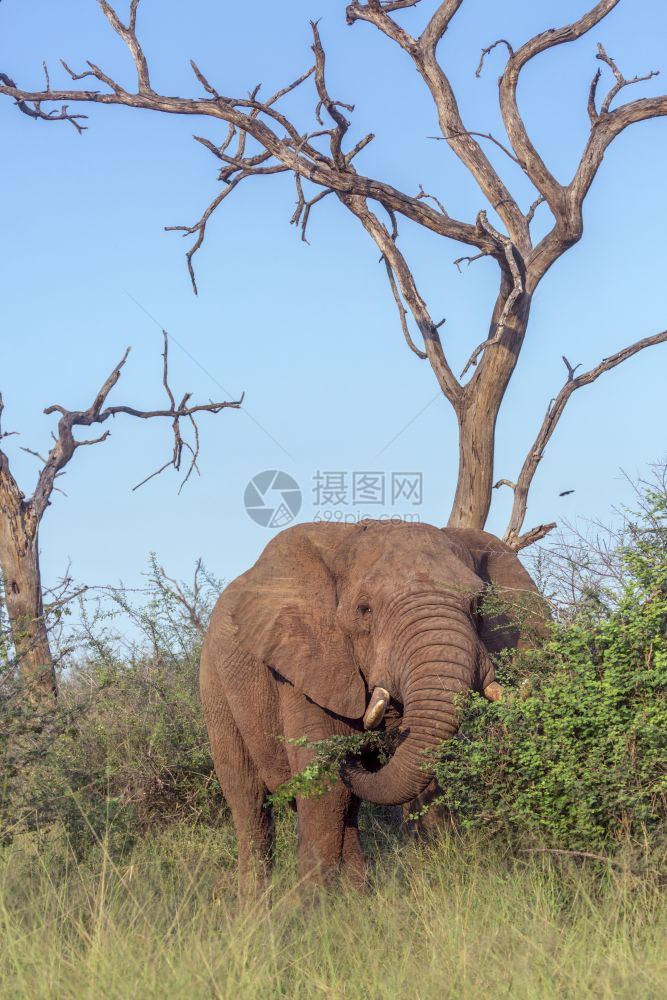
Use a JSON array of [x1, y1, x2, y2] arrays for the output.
[[1, 813, 664, 1000]]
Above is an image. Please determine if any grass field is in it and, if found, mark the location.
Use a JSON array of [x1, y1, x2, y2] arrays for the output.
[[1, 812, 664, 1000]]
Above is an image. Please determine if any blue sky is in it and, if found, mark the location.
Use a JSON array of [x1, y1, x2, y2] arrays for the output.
[[1, 0, 665, 594]]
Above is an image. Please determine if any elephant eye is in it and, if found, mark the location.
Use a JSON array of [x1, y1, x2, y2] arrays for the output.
[[357, 602, 372, 616]]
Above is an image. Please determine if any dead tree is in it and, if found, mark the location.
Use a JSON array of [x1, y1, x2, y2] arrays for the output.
[[0, 334, 242, 700], [1, 0, 666, 548]]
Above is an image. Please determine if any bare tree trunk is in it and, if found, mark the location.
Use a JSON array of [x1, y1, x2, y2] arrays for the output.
[[449, 291, 531, 529], [449, 401, 497, 529], [2, 2, 667, 545], [0, 529, 56, 699]]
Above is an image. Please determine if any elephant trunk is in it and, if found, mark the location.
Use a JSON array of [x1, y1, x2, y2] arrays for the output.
[[344, 601, 483, 806]]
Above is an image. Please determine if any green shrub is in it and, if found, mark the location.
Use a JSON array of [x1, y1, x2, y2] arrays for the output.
[[0, 558, 226, 857], [431, 487, 667, 851]]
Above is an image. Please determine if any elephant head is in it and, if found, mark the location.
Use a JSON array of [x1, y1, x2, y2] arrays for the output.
[[231, 520, 544, 806]]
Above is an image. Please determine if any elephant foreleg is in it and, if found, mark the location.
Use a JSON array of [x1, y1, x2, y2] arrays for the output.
[[282, 688, 358, 886], [293, 786, 350, 885]]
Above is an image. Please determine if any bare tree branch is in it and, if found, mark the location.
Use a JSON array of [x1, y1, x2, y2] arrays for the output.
[[525, 195, 545, 226], [165, 164, 285, 293], [588, 67, 603, 125], [0, 66, 487, 261], [0, 395, 19, 442], [453, 252, 486, 272], [349, 0, 528, 247], [346, 1, 420, 48], [513, 522, 558, 551], [99, 0, 152, 93], [419, 1, 465, 53], [504, 329, 667, 550], [382, 258, 428, 360], [342, 193, 461, 404], [572, 92, 667, 212], [476, 38, 514, 78], [430, 129, 526, 169], [365, 1, 424, 12], [190, 60, 223, 100], [459, 212, 524, 378], [19, 334, 242, 528], [0, 71, 88, 132], [561, 355, 581, 381], [290, 178, 334, 243], [155, 558, 208, 634], [499, 0, 621, 216], [311, 20, 353, 168], [416, 183, 448, 216], [21, 447, 53, 465], [595, 42, 659, 115], [522, 3, 665, 284]]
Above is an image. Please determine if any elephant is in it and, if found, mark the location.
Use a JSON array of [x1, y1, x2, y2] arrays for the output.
[[200, 519, 545, 889]]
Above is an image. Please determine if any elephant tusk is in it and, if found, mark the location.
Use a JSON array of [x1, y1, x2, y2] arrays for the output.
[[363, 687, 390, 730], [483, 681, 503, 702]]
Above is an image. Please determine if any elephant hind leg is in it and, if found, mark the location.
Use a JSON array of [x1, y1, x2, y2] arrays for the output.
[[404, 778, 448, 838], [341, 796, 368, 889], [201, 682, 274, 893], [232, 777, 274, 893]]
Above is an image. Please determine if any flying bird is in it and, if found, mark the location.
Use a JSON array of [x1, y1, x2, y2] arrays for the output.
[[559, 490, 575, 497]]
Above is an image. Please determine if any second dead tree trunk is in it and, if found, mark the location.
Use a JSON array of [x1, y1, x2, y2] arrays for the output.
[[0, 475, 54, 698], [0, 338, 242, 703]]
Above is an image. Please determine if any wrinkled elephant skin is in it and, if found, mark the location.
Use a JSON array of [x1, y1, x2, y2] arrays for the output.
[[200, 520, 545, 888]]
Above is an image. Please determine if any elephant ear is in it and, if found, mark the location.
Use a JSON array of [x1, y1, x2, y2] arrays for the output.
[[231, 525, 366, 718], [443, 527, 549, 654]]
